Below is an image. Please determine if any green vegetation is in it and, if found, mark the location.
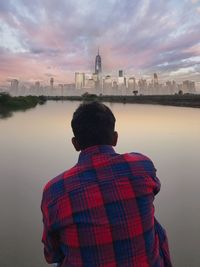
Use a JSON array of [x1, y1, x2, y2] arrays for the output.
[[0, 93, 46, 118], [1, 93, 199, 119], [82, 92, 99, 101], [47, 93, 200, 108]]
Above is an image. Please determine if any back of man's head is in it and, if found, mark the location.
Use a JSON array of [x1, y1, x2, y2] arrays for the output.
[[71, 101, 116, 150]]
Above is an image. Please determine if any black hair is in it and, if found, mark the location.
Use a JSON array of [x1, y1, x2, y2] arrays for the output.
[[71, 101, 116, 150]]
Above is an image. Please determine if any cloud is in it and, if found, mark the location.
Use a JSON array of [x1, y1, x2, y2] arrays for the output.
[[0, 0, 200, 85]]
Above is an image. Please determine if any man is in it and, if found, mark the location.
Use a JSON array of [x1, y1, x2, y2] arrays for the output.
[[41, 101, 172, 267]]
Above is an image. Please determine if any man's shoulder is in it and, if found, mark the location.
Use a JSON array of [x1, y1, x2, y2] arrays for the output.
[[43, 172, 63, 191], [124, 152, 151, 160], [42, 165, 78, 204], [120, 151, 156, 174], [120, 151, 153, 165]]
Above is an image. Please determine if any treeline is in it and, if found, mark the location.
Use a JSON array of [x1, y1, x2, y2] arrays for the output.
[[98, 94, 200, 107], [0, 93, 46, 118], [47, 93, 200, 108]]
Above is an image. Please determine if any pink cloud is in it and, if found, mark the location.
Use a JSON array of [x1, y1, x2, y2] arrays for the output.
[[0, 0, 200, 85]]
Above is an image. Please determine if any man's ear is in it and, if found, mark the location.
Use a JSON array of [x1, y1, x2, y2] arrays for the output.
[[72, 137, 81, 151], [112, 131, 118, 147]]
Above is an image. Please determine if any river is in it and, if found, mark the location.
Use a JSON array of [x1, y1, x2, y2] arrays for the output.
[[0, 101, 200, 267]]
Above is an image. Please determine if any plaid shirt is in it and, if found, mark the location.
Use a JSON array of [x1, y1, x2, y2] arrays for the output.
[[41, 145, 172, 267]]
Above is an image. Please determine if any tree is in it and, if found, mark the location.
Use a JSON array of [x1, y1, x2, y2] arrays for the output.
[[178, 90, 183, 96], [0, 93, 11, 104]]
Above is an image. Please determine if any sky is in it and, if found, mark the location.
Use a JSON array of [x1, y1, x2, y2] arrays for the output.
[[0, 0, 200, 87]]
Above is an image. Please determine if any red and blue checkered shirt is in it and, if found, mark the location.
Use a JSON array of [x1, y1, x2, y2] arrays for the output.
[[41, 145, 172, 267]]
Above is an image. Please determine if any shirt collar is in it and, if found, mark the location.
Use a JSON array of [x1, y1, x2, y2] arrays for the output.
[[78, 145, 116, 164]]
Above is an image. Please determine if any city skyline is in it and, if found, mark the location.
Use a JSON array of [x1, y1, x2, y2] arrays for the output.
[[2, 50, 198, 96], [0, 0, 200, 89]]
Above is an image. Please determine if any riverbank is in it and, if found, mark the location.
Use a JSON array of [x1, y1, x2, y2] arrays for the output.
[[0, 93, 46, 118], [47, 94, 200, 108]]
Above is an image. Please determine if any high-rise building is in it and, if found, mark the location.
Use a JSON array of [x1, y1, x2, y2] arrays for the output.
[[128, 77, 136, 91], [85, 78, 95, 89], [153, 73, 158, 85], [113, 81, 118, 90], [119, 70, 123, 77], [35, 81, 40, 89], [103, 75, 112, 90], [138, 79, 147, 94], [10, 79, 19, 95], [75, 72, 85, 89], [182, 80, 196, 93], [118, 70, 125, 86], [95, 49, 102, 74], [11, 79, 19, 90], [92, 73, 98, 83], [50, 78, 54, 88]]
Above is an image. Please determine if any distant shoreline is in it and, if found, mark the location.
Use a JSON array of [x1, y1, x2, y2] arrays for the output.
[[1, 94, 200, 118], [47, 94, 200, 108]]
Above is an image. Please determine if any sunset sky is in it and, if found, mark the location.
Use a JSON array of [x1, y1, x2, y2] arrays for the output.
[[0, 0, 200, 87]]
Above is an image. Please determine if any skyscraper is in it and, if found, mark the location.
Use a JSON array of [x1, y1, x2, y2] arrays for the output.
[[153, 73, 158, 85], [11, 79, 19, 90], [75, 72, 85, 89], [50, 77, 54, 88], [118, 70, 125, 87], [11, 79, 19, 95], [95, 49, 102, 74], [119, 70, 123, 77]]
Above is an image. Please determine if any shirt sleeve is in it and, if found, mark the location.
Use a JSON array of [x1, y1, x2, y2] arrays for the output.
[[41, 191, 64, 264], [145, 157, 172, 265], [144, 157, 161, 195], [130, 152, 161, 195], [150, 161, 160, 195], [154, 218, 173, 267]]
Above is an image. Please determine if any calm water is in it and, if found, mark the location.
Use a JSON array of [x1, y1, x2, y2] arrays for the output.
[[0, 101, 200, 267]]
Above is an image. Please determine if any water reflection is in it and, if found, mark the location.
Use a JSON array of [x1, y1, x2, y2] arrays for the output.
[[0, 107, 13, 118], [0, 94, 46, 119], [0, 101, 200, 267], [0, 106, 39, 119]]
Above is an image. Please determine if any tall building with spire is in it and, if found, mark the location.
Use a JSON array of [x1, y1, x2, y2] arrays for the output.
[[95, 49, 102, 74], [153, 73, 158, 86], [50, 77, 54, 89]]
